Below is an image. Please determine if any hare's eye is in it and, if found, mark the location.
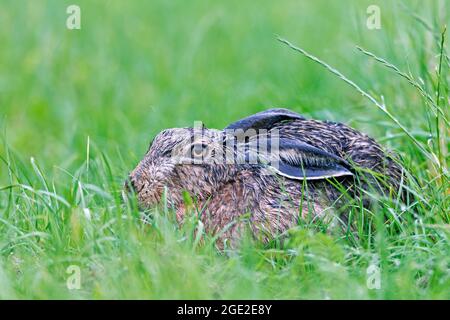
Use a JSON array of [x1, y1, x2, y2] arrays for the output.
[[190, 143, 208, 158]]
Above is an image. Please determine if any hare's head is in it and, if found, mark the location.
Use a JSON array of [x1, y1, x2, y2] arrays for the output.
[[127, 126, 237, 208]]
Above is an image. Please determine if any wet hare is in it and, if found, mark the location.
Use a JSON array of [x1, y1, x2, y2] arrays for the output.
[[127, 108, 406, 247]]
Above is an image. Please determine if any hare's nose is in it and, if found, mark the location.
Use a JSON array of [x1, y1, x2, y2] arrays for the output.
[[124, 175, 138, 193]]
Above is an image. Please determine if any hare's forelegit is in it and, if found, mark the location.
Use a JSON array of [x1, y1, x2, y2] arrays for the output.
[[127, 108, 406, 246]]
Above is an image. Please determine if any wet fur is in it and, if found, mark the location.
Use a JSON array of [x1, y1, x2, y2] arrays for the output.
[[128, 109, 406, 247]]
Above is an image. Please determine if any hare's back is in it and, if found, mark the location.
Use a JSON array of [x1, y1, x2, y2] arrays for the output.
[[272, 119, 401, 175]]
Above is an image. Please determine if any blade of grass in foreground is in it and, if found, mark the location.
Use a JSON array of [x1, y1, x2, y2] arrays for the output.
[[355, 45, 449, 127], [277, 37, 432, 160]]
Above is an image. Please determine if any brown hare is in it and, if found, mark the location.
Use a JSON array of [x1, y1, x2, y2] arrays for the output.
[[127, 108, 406, 247]]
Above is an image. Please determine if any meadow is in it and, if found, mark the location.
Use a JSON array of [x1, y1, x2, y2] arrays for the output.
[[0, 0, 448, 299]]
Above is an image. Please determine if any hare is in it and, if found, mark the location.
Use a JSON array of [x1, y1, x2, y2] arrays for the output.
[[127, 108, 406, 247]]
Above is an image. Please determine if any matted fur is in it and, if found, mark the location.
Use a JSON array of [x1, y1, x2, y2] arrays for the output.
[[127, 109, 406, 247]]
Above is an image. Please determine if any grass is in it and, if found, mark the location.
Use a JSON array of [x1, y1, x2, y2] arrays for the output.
[[0, 0, 449, 299]]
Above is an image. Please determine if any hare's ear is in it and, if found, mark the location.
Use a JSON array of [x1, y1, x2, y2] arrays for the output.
[[225, 108, 305, 131], [267, 138, 353, 180]]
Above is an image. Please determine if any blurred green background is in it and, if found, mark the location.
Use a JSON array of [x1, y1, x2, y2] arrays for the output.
[[0, 0, 448, 299], [1, 0, 444, 176]]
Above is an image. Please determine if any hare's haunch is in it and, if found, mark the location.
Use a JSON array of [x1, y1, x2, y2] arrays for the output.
[[127, 108, 406, 246]]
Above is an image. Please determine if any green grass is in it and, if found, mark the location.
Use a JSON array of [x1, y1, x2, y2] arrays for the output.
[[0, 0, 449, 299]]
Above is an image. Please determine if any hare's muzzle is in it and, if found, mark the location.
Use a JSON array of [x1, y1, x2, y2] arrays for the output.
[[124, 174, 139, 194], [122, 174, 147, 207]]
